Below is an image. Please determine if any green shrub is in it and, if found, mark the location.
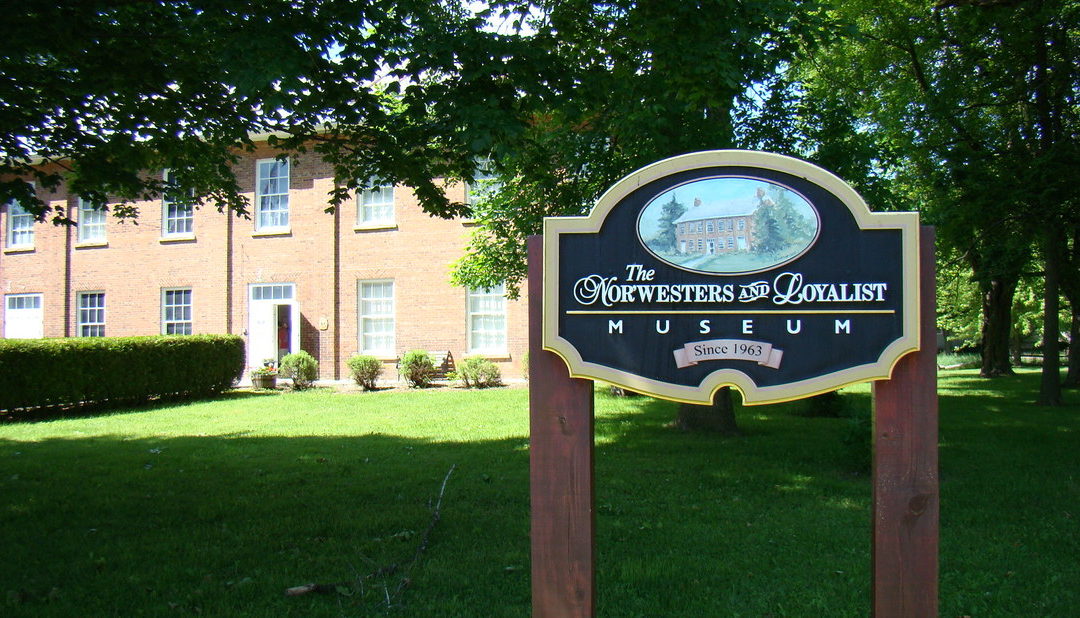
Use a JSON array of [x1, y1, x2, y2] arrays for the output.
[[521, 351, 529, 382], [347, 355, 383, 390], [0, 335, 245, 413], [457, 356, 502, 388], [399, 350, 435, 388], [279, 350, 319, 389]]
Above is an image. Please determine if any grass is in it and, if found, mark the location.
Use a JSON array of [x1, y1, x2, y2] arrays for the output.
[[0, 372, 1077, 616]]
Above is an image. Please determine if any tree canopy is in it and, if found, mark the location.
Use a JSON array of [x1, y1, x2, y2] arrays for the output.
[[0, 0, 551, 221]]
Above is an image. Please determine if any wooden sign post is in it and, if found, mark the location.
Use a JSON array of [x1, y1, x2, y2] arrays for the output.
[[529, 151, 938, 617]]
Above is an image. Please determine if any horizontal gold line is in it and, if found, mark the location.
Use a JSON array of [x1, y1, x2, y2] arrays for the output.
[[565, 309, 896, 315]]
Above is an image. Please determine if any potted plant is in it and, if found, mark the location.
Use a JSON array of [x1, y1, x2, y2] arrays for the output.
[[250, 360, 278, 389]]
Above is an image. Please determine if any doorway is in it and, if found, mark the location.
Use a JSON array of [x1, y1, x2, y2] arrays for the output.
[[248, 284, 299, 367]]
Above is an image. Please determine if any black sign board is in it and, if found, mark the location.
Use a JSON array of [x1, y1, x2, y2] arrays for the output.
[[543, 151, 920, 404]]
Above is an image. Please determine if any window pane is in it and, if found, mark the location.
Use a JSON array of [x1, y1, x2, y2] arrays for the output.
[[256, 160, 290, 230], [359, 281, 394, 354], [78, 199, 107, 242], [467, 284, 506, 354], [7, 200, 35, 247], [162, 288, 193, 335], [77, 293, 105, 337]]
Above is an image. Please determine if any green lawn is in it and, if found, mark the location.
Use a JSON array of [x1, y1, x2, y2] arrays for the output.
[[0, 371, 1076, 616]]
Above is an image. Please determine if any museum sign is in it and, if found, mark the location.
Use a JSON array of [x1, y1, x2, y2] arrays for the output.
[[542, 150, 921, 404]]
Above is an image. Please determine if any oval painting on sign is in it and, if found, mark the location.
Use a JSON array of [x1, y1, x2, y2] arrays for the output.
[[637, 176, 820, 275]]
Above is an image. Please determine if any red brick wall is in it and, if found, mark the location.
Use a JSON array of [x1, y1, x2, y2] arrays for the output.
[[1, 148, 529, 381]]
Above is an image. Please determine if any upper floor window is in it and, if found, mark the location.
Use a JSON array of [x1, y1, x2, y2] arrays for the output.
[[256, 159, 290, 231], [162, 288, 193, 335], [77, 198, 106, 243], [466, 157, 502, 207], [5, 198, 34, 248], [357, 181, 394, 226], [162, 169, 194, 237], [737, 218, 746, 231], [77, 292, 106, 337], [467, 283, 507, 355]]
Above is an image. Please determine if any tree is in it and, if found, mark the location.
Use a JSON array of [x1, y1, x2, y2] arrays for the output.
[[652, 194, 686, 253], [450, 0, 830, 296], [449, 1, 830, 429], [0, 1, 550, 222], [796, 0, 1080, 402]]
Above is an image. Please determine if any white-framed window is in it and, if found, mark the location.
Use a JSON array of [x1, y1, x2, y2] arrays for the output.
[[255, 158, 290, 231], [696, 221, 703, 233], [359, 280, 394, 355], [162, 169, 194, 237], [467, 283, 507, 355], [737, 218, 746, 231], [466, 157, 502, 206], [251, 284, 294, 301], [706, 221, 714, 233], [77, 292, 106, 337], [77, 198, 106, 243], [5, 197, 35, 248], [162, 288, 193, 335], [4, 293, 43, 338], [727, 237, 734, 249], [357, 180, 394, 226]]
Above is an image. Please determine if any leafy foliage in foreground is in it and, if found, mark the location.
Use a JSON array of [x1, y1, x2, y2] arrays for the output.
[[0, 335, 244, 412]]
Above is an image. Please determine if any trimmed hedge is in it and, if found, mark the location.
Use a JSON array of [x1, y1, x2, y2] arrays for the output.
[[0, 335, 245, 412]]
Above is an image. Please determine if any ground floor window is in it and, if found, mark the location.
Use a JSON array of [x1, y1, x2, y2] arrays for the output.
[[359, 280, 394, 355], [162, 288, 193, 335], [4, 293, 43, 338], [468, 284, 506, 354], [77, 292, 106, 337]]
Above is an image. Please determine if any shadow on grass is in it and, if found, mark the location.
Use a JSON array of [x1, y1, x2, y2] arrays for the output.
[[0, 431, 533, 616], [0, 389, 275, 425], [0, 372, 1076, 616]]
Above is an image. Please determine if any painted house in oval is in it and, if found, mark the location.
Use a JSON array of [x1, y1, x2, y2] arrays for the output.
[[673, 197, 757, 255]]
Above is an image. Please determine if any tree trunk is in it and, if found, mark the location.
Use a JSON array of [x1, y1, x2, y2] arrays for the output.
[[1037, 228, 1063, 406], [676, 386, 739, 434], [980, 276, 1017, 377], [1064, 309, 1080, 388], [1062, 227, 1080, 387], [1010, 327, 1023, 367]]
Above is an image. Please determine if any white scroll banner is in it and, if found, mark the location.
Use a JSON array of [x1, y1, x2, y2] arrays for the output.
[[673, 339, 784, 369]]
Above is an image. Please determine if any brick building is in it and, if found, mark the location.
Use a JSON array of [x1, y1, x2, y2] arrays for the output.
[[0, 143, 529, 382], [673, 198, 756, 255]]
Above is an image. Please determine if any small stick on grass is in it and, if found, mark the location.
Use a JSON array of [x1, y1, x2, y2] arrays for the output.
[[285, 464, 457, 602]]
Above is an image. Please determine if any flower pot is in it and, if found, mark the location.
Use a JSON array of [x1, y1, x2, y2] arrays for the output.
[[252, 374, 277, 389]]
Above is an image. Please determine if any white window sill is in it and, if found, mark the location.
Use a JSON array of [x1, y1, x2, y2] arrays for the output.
[[353, 223, 397, 232], [160, 234, 196, 243], [467, 352, 510, 361], [75, 241, 108, 249], [252, 229, 291, 238], [3, 245, 35, 254], [362, 354, 398, 362]]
